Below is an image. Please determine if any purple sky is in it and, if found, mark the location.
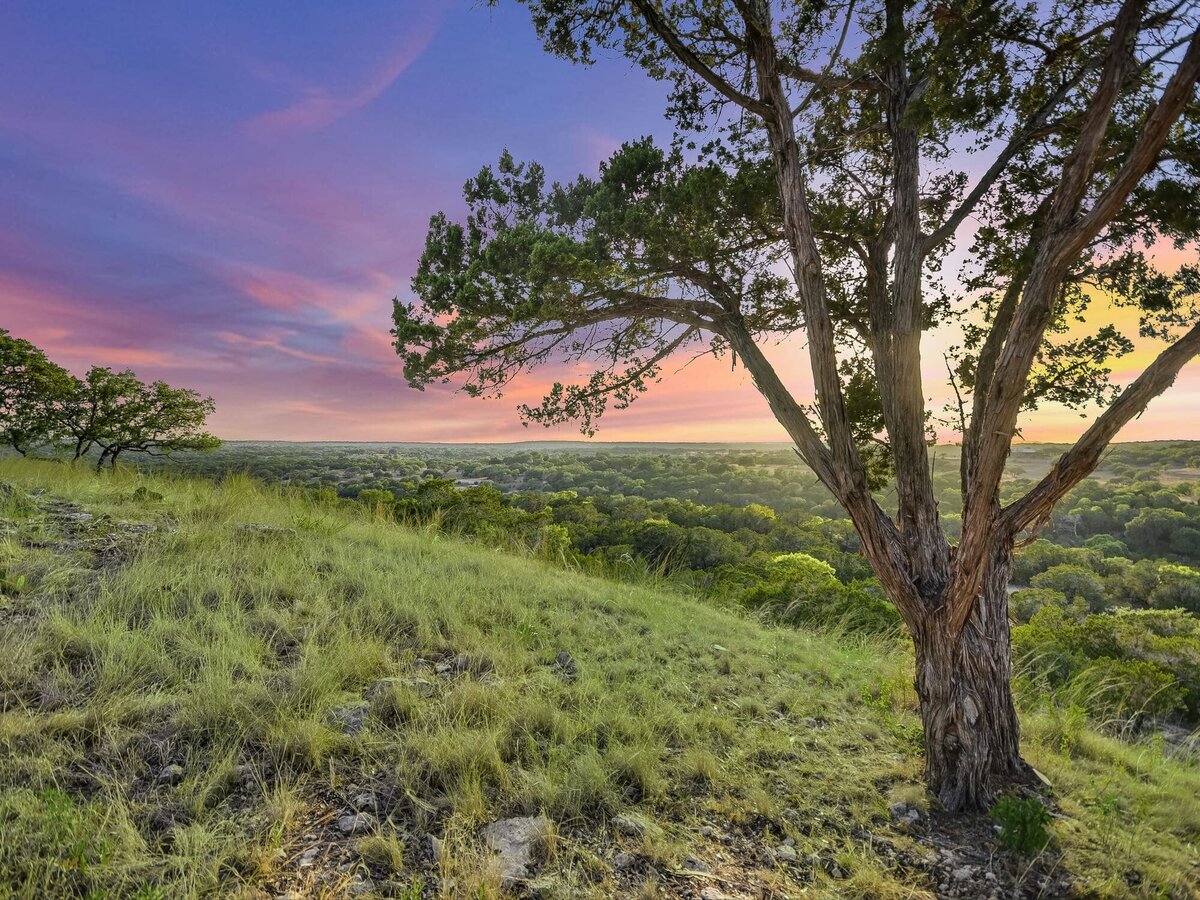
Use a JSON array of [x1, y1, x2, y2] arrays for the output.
[[2, 2, 1197, 443]]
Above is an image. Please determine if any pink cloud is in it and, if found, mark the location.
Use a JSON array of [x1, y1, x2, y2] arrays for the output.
[[282, 400, 355, 418], [340, 325, 402, 368], [244, 17, 442, 137], [222, 263, 389, 324], [217, 329, 340, 365], [571, 125, 623, 170]]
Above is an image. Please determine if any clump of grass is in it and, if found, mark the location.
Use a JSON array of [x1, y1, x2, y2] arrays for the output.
[[358, 830, 406, 874]]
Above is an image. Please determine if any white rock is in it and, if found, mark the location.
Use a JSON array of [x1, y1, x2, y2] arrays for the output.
[[482, 815, 547, 886]]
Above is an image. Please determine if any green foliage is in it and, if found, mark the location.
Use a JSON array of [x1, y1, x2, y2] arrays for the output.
[[1125, 509, 1192, 559], [397, 140, 791, 437], [1009, 587, 1077, 625], [1013, 541, 1101, 585], [1073, 657, 1186, 722], [988, 795, 1051, 854], [1147, 564, 1200, 615], [0, 330, 220, 467], [1030, 565, 1107, 612], [739, 553, 900, 634], [1016, 606, 1200, 723], [0, 328, 75, 455]]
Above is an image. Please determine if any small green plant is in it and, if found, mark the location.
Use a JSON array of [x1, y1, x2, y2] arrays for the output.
[[989, 794, 1051, 853], [0, 566, 25, 596]]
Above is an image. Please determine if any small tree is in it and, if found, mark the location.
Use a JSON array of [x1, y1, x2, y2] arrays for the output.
[[395, 1, 1200, 810], [0, 329, 75, 455], [56, 367, 145, 463], [83, 372, 220, 469]]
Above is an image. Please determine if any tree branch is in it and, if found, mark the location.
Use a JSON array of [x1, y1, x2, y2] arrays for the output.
[[630, 0, 772, 116], [790, 0, 859, 117], [947, 0, 1152, 634], [722, 315, 925, 619], [921, 63, 1098, 254], [1004, 319, 1200, 534], [1070, 26, 1200, 251]]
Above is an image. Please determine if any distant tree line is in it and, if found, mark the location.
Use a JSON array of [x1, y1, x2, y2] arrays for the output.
[[0, 329, 220, 468]]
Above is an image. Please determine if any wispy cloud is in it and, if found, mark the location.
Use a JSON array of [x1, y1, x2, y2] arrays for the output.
[[222, 263, 391, 324], [218, 329, 340, 365], [244, 16, 442, 137]]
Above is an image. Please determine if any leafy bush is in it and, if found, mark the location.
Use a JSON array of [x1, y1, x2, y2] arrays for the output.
[[1009, 588, 1080, 625], [1031, 564, 1107, 611], [1073, 657, 1185, 723], [739, 553, 900, 633], [1013, 540, 1101, 584], [1147, 564, 1200, 615], [1015, 606, 1200, 723], [989, 795, 1051, 853]]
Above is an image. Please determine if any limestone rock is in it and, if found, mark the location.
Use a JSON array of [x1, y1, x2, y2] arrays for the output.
[[481, 815, 548, 887], [157, 764, 185, 785], [612, 815, 644, 837]]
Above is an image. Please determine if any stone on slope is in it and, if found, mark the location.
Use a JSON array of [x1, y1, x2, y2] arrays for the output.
[[481, 815, 548, 887]]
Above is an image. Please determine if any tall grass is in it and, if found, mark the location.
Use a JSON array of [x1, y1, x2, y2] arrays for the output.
[[0, 458, 1198, 897]]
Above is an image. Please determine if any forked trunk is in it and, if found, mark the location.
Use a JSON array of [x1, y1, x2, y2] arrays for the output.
[[912, 542, 1027, 811]]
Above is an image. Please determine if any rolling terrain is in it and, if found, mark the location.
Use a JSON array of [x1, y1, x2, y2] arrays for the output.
[[1, 460, 1198, 898]]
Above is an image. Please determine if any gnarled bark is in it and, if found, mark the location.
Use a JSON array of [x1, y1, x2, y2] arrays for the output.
[[913, 541, 1026, 810]]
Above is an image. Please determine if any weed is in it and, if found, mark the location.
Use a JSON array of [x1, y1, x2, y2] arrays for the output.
[[989, 794, 1052, 853]]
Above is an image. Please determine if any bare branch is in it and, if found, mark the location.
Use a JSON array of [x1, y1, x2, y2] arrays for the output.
[[922, 64, 1097, 254], [790, 0, 859, 117], [1071, 27, 1200, 250]]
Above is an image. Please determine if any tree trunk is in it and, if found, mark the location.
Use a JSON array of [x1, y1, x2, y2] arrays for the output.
[[912, 542, 1027, 811]]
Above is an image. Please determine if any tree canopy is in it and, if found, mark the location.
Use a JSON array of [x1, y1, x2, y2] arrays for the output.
[[0, 329, 75, 456], [0, 331, 219, 468], [396, 0, 1200, 810]]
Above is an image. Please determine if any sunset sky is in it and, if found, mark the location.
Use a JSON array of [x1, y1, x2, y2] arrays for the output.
[[2, 1, 1197, 444]]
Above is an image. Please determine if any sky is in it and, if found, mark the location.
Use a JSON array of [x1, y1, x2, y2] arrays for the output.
[[1, 1, 1197, 444]]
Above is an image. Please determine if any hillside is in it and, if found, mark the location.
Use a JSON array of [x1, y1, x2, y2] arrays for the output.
[[0, 460, 1198, 898]]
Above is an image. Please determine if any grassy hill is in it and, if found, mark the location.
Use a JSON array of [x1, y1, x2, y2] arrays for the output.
[[0, 460, 1197, 898]]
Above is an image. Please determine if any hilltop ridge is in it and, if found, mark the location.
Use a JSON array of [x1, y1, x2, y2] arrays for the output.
[[0, 460, 1198, 898]]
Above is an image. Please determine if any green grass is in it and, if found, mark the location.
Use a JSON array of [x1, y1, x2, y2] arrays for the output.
[[0, 459, 1197, 898]]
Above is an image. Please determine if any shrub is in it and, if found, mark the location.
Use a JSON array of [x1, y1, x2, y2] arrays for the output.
[[1015, 607, 1200, 723], [1009, 588, 1076, 625], [1147, 564, 1200, 615], [739, 553, 900, 633], [1031, 564, 1107, 612], [989, 795, 1051, 853], [1125, 508, 1190, 557], [1083, 534, 1129, 559], [1013, 540, 1100, 584], [1073, 657, 1185, 723]]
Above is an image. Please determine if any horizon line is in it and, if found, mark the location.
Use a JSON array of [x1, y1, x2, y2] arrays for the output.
[[206, 437, 1200, 447]]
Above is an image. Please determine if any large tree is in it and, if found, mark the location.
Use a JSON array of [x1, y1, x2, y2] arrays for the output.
[[0, 328, 75, 456], [394, 0, 1200, 810]]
